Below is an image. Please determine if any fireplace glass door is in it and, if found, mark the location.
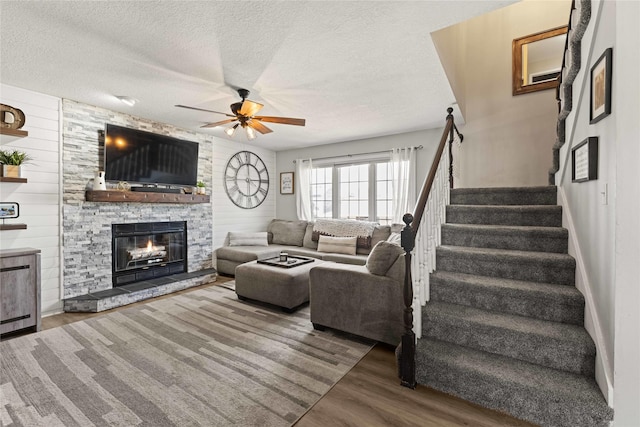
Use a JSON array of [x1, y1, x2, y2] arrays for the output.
[[112, 222, 187, 286]]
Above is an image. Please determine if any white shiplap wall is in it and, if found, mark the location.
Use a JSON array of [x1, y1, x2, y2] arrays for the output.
[[211, 137, 276, 253], [0, 84, 62, 315]]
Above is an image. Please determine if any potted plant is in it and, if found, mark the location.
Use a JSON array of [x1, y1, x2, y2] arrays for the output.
[[196, 180, 206, 195], [0, 149, 32, 178]]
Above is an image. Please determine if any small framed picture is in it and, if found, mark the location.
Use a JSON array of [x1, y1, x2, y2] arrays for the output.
[[571, 137, 598, 183], [280, 172, 294, 194], [0, 202, 20, 219], [590, 48, 612, 124]]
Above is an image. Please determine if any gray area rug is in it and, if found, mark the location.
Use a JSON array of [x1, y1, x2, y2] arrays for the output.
[[1, 285, 372, 426]]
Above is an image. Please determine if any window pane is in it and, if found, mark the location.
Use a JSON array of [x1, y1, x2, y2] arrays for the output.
[[349, 201, 358, 217], [340, 182, 349, 199], [358, 201, 368, 215], [377, 181, 387, 199], [358, 182, 367, 198]]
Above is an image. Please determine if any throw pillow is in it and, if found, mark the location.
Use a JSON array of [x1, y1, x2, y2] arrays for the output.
[[387, 232, 401, 246], [317, 235, 357, 255], [357, 225, 391, 255], [366, 241, 404, 276], [228, 232, 269, 247], [268, 219, 308, 246]]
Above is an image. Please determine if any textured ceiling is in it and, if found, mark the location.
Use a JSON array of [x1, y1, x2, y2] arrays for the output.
[[0, 1, 515, 151]]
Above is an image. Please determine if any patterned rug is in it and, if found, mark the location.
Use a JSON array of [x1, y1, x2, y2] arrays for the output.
[[1, 285, 373, 426]]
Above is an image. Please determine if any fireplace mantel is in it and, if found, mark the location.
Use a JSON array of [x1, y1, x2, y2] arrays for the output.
[[85, 190, 210, 204]]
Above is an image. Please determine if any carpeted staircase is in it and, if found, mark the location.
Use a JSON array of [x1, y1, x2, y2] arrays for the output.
[[415, 186, 613, 427]]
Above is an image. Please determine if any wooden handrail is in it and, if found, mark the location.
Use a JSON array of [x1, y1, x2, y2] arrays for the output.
[[411, 107, 462, 234], [398, 107, 463, 389]]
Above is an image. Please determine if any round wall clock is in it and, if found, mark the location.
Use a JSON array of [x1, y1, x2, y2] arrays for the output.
[[224, 151, 269, 209]]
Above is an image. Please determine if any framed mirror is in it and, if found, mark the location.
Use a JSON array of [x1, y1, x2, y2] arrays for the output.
[[512, 26, 568, 96]]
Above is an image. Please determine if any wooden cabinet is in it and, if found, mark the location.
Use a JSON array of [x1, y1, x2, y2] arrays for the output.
[[0, 248, 41, 335]]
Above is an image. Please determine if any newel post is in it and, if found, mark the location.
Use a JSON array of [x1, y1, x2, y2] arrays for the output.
[[399, 213, 416, 388]]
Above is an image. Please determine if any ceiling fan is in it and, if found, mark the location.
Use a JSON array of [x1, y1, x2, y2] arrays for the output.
[[176, 89, 305, 140]]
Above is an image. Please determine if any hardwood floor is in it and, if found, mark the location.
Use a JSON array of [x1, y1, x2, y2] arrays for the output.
[[295, 345, 536, 427], [40, 277, 535, 427]]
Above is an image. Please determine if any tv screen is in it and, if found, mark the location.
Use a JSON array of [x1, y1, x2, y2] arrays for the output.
[[104, 124, 199, 187]]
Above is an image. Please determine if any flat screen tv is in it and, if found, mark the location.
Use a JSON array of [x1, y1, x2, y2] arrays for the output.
[[104, 124, 199, 187]]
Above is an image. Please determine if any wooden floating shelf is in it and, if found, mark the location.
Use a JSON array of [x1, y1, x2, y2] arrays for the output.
[[85, 190, 210, 204], [0, 128, 29, 143], [0, 224, 27, 231], [0, 177, 27, 183]]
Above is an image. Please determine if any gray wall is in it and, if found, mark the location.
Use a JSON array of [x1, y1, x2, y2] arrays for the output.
[[274, 128, 445, 220], [432, 0, 572, 187], [556, 0, 639, 422]]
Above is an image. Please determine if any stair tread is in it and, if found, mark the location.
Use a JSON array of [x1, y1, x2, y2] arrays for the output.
[[418, 337, 603, 398], [430, 271, 583, 303], [438, 245, 574, 262], [417, 338, 612, 424], [442, 223, 567, 235], [425, 301, 594, 348], [451, 186, 556, 194], [449, 204, 561, 210]]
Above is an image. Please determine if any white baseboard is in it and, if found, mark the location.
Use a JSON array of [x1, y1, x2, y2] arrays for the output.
[[558, 187, 614, 406]]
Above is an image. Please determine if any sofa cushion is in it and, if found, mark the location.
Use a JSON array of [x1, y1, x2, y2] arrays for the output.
[[267, 219, 308, 246], [286, 247, 323, 259], [356, 225, 391, 255], [302, 224, 318, 249], [321, 252, 368, 265], [215, 245, 286, 264], [317, 235, 357, 255], [228, 232, 269, 246], [312, 219, 378, 249], [366, 241, 405, 276]]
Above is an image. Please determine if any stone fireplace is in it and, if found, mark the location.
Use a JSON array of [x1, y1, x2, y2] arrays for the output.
[[112, 221, 187, 286], [62, 100, 215, 303]]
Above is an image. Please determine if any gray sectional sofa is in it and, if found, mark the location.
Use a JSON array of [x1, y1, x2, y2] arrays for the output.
[[215, 218, 406, 345], [215, 219, 402, 275]]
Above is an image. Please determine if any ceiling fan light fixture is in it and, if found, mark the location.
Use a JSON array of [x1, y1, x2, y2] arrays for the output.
[[225, 123, 239, 137], [115, 96, 137, 107], [245, 126, 257, 141]]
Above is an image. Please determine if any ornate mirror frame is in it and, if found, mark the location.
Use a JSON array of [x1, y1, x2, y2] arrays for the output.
[[512, 26, 568, 96]]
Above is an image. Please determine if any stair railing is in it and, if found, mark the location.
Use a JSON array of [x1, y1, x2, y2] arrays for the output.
[[398, 107, 463, 388]]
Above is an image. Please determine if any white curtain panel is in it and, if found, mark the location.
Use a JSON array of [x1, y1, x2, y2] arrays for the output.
[[296, 158, 313, 220], [391, 147, 417, 223]]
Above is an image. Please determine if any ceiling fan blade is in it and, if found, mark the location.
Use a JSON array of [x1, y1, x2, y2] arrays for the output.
[[239, 100, 264, 117], [201, 118, 238, 128], [253, 116, 306, 126], [247, 120, 273, 134], [175, 104, 235, 117]]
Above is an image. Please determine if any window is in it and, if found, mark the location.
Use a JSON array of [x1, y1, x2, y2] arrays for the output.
[[310, 160, 394, 225], [311, 166, 332, 219], [338, 164, 369, 220]]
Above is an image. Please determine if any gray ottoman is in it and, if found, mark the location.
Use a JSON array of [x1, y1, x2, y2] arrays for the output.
[[235, 259, 322, 312]]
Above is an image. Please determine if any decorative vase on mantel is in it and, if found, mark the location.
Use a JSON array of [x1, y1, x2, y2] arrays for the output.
[[1, 164, 21, 178], [93, 171, 107, 191]]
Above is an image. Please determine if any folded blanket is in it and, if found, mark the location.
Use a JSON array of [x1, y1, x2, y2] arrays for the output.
[[312, 219, 378, 249]]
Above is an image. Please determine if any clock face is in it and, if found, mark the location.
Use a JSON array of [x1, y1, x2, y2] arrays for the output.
[[224, 151, 269, 209]]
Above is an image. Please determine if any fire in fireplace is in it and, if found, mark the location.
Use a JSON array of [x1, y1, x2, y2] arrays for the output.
[[112, 221, 187, 286]]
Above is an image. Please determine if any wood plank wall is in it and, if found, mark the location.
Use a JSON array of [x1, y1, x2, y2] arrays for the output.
[[0, 84, 62, 315], [211, 138, 276, 251]]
